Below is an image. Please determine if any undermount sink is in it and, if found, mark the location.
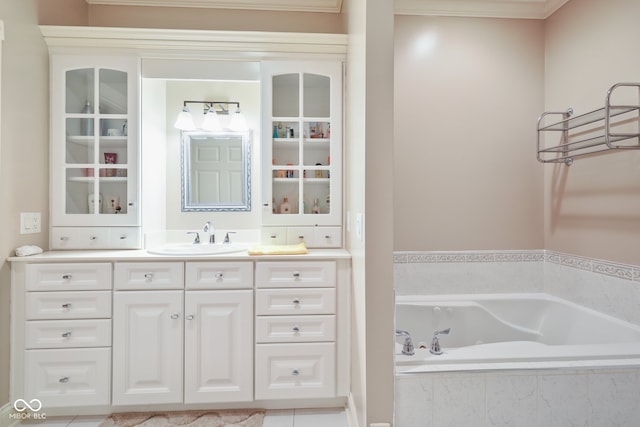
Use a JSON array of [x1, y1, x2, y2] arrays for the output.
[[147, 242, 248, 256]]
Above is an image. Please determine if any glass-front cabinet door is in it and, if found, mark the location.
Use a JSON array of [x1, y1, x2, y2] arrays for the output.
[[262, 61, 342, 231], [50, 55, 140, 249]]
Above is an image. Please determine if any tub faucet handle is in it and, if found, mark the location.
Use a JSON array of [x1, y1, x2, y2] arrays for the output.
[[395, 329, 415, 356], [430, 328, 451, 355]]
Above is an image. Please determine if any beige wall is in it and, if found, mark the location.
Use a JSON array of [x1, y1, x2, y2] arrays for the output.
[[345, 0, 396, 426], [394, 15, 545, 251], [0, 1, 50, 406], [543, 0, 640, 266], [38, 0, 345, 34]]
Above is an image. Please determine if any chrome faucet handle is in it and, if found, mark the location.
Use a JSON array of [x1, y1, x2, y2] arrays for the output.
[[395, 330, 415, 356], [430, 328, 451, 355], [187, 231, 200, 244], [224, 231, 236, 244]]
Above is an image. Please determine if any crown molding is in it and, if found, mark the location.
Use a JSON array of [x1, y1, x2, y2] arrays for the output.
[[395, 0, 570, 19], [39, 26, 347, 60], [84, 0, 343, 13]]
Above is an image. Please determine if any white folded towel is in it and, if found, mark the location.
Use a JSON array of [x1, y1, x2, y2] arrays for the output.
[[15, 245, 43, 257]]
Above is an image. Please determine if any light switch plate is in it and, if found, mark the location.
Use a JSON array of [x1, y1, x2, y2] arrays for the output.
[[20, 212, 41, 234]]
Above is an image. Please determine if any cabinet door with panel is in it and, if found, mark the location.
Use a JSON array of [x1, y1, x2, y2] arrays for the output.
[[183, 290, 253, 403], [261, 61, 342, 231], [50, 54, 140, 249], [112, 290, 183, 405]]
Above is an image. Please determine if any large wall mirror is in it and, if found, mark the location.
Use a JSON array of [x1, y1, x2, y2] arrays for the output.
[[181, 130, 252, 212]]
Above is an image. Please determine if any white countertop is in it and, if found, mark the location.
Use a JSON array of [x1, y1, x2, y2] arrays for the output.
[[7, 248, 351, 263]]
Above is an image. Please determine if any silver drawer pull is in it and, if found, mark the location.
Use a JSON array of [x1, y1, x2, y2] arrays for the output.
[[119, 235, 127, 240], [291, 369, 300, 376], [298, 235, 305, 239], [325, 235, 331, 239], [59, 377, 69, 383], [89, 236, 97, 241], [60, 236, 69, 241], [293, 272, 301, 278], [292, 298, 300, 305], [270, 234, 278, 239], [292, 326, 300, 332], [62, 332, 72, 338], [62, 274, 72, 280], [62, 303, 72, 309], [186, 315, 194, 320], [215, 272, 224, 279], [144, 272, 153, 281], [170, 313, 179, 319]]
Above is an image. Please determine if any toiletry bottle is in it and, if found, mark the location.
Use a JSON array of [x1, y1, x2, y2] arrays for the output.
[[312, 198, 320, 214], [280, 197, 291, 214], [273, 125, 278, 138]]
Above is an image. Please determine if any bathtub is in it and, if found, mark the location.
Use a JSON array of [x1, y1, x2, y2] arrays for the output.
[[395, 293, 640, 373]]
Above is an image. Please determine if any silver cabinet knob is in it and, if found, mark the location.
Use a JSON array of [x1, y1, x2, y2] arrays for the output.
[[186, 315, 194, 320], [89, 236, 97, 240], [62, 303, 72, 309], [292, 326, 300, 332], [60, 236, 69, 241], [215, 272, 224, 279], [292, 298, 300, 305], [293, 272, 301, 278], [59, 377, 69, 383], [62, 332, 72, 338], [170, 313, 179, 319], [144, 272, 153, 281], [62, 274, 72, 280], [291, 369, 300, 376]]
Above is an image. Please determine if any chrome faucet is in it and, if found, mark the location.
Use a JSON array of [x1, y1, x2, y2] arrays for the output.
[[202, 221, 215, 244], [430, 328, 451, 355], [395, 329, 415, 356]]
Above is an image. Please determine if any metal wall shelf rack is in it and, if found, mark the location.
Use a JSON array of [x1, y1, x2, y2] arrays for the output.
[[537, 83, 640, 165]]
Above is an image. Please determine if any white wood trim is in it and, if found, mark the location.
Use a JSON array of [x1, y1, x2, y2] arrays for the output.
[[395, 0, 570, 19], [39, 26, 347, 60], [345, 392, 360, 427], [85, 0, 343, 13]]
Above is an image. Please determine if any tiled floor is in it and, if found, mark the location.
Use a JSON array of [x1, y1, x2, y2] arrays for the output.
[[21, 408, 348, 427]]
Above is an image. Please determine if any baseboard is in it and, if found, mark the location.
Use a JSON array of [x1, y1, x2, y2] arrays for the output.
[[345, 392, 360, 427], [0, 402, 20, 427]]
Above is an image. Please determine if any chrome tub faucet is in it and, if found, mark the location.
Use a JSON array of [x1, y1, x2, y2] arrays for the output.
[[430, 328, 451, 355], [396, 329, 415, 356]]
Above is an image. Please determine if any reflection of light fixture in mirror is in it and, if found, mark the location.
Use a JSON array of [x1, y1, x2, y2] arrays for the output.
[[173, 106, 196, 131], [174, 100, 247, 131]]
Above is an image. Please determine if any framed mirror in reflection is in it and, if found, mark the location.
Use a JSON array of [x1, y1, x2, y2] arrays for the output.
[[181, 130, 251, 212]]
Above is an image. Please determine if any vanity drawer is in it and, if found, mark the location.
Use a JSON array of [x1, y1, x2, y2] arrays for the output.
[[114, 262, 184, 290], [255, 342, 335, 400], [186, 262, 253, 290], [26, 263, 111, 291], [25, 348, 111, 407], [255, 261, 336, 288], [255, 288, 336, 315], [256, 315, 336, 343], [26, 291, 111, 320], [26, 319, 111, 349]]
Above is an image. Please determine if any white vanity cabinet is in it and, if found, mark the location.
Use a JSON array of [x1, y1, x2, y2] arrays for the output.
[[111, 261, 253, 406], [21, 263, 113, 408], [49, 54, 141, 249], [261, 61, 343, 248], [10, 254, 349, 414], [254, 261, 338, 400]]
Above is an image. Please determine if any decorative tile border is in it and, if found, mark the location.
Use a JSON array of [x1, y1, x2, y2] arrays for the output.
[[394, 249, 640, 282]]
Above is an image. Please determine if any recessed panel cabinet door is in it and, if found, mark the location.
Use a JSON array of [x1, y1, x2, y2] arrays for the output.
[[183, 290, 253, 403], [112, 291, 183, 405]]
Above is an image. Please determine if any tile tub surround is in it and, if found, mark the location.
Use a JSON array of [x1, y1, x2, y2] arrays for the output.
[[394, 250, 640, 326], [395, 368, 640, 427]]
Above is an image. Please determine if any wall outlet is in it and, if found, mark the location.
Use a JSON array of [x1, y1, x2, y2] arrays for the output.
[[20, 212, 41, 234]]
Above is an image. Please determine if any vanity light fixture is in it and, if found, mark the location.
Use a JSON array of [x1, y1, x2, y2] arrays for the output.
[[174, 100, 247, 131]]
